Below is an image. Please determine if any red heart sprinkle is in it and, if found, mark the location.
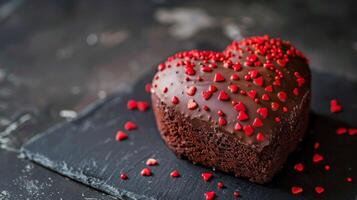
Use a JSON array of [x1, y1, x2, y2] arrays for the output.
[[256, 132, 264, 142], [158, 63, 165, 71], [314, 186, 325, 194], [252, 118, 263, 127], [218, 117, 227, 126], [253, 76, 264, 86], [140, 168, 152, 176], [234, 122, 242, 131], [294, 163, 304, 172], [218, 91, 229, 101], [201, 66, 213, 72], [201, 172, 213, 182], [237, 111, 248, 121], [230, 74, 239, 81], [146, 158, 158, 166], [208, 85, 217, 92], [116, 131, 127, 141], [247, 90, 256, 99], [257, 107, 268, 118], [271, 102, 280, 111], [186, 86, 197, 96], [187, 99, 198, 110], [170, 170, 180, 178], [233, 191, 239, 198], [330, 99, 342, 113], [127, 100, 137, 110], [201, 91, 212, 100], [336, 127, 347, 135], [234, 102, 246, 112], [213, 73, 225, 82], [313, 153, 324, 163], [171, 96, 179, 104], [243, 125, 253, 137], [228, 84, 239, 93], [277, 91, 287, 102], [137, 101, 149, 111], [204, 191, 215, 200], [265, 85, 273, 92], [291, 186, 303, 195], [261, 94, 270, 101], [124, 121, 137, 131], [348, 128, 357, 136]]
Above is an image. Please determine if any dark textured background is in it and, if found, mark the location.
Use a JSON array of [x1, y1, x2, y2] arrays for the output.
[[0, 0, 356, 199]]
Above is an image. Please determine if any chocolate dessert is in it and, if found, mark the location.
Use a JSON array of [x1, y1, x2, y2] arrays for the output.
[[151, 35, 311, 183]]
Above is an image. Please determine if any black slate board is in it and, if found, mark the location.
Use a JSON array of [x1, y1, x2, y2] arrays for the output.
[[22, 70, 357, 200]]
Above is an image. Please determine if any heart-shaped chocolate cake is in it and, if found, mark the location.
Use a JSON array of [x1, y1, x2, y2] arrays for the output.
[[151, 35, 311, 183]]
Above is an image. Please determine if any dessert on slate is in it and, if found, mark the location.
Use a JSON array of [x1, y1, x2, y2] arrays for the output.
[[151, 35, 311, 183]]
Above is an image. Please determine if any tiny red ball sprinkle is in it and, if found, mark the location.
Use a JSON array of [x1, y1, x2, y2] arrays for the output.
[[261, 94, 270, 101], [124, 121, 137, 131], [277, 91, 287, 102], [230, 74, 239, 81], [336, 127, 347, 135], [214, 73, 225, 82], [127, 100, 137, 110], [256, 132, 264, 142], [330, 99, 342, 113], [140, 168, 152, 176], [293, 88, 299, 96], [294, 163, 304, 172], [265, 85, 273, 92], [120, 173, 128, 180], [201, 172, 213, 182], [271, 102, 280, 111], [146, 158, 158, 166], [314, 142, 320, 150], [162, 87, 168, 93], [170, 170, 180, 178], [217, 181, 224, 189], [116, 131, 128, 141], [314, 186, 325, 194], [291, 186, 303, 195], [275, 117, 281, 123], [145, 83, 151, 93], [313, 153, 324, 163], [171, 96, 179, 105], [346, 177, 353, 182], [204, 191, 215, 200], [137, 101, 149, 111]]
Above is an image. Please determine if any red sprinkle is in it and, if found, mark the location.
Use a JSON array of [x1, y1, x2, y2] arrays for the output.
[[120, 173, 128, 180], [233, 191, 239, 198], [313, 153, 324, 163], [127, 100, 137, 110], [346, 177, 353, 182], [217, 181, 224, 189], [209, 85, 217, 92], [265, 85, 273, 92], [218, 117, 227, 126], [201, 172, 213, 182], [234, 102, 246, 112], [256, 132, 264, 142], [237, 111, 249, 121], [146, 158, 158, 166], [234, 122, 242, 131], [291, 186, 303, 195], [202, 91, 212, 100], [170, 170, 180, 178], [124, 121, 137, 131], [257, 107, 268, 118], [187, 99, 198, 110], [348, 128, 357, 136], [228, 84, 239, 93], [145, 83, 151, 93], [230, 74, 239, 81], [115, 131, 128, 141], [271, 102, 280, 111], [171, 96, 179, 104], [204, 191, 215, 200], [324, 165, 330, 171], [330, 99, 342, 113], [252, 118, 263, 127], [214, 73, 225, 82], [253, 77, 264, 86], [336, 127, 347, 135], [137, 101, 149, 111], [314, 186, 325, 194], [294, 163, 304, 172], [247, 90, 257, 99], [140, 168, 152, 176], [243, 125, 253, 137], [277, 91, 287, 102], [218, 91, 230, 101], [186, 86, 197, 96], [314, 142, 320, 150]]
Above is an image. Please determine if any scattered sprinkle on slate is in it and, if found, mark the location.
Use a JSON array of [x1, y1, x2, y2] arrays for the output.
[[124, 121, 137, 131], [201, 172, 213, 182], [291, 186, 303, 195], [170, 170, 180, 178], [120, 173, 128, 180], [140, 168, 152, 176], [204, 191, 215, 200], [146, 158, 158, 166], [115, 131, 128, 141]]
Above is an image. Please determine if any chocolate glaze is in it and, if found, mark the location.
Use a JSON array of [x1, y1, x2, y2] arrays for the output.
[[151, 36, 311, 151]]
